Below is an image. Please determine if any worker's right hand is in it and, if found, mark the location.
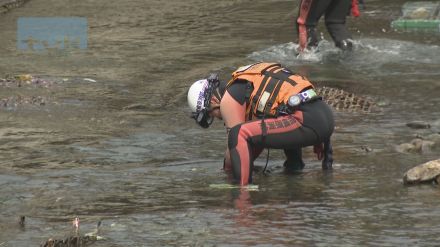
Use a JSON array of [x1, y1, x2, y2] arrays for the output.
[[313, 143, 324, 160], [223, 150, 232, 171]]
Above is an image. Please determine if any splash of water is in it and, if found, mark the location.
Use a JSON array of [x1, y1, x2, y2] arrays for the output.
[[248, 40, 342, 65], [248, 38, 440, 78]]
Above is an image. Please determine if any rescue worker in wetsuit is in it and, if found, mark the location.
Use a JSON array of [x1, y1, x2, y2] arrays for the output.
[[187, 62, 334, 186], [297, 0, 361, 51]]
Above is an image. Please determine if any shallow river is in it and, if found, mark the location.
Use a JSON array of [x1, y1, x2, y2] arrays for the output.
[[1, 0, 440, 246]]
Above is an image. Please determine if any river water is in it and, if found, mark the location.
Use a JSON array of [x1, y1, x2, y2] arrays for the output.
[[0, 0, 440, 246]]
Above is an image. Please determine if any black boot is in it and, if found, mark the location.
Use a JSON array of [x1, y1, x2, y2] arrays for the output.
[[335, 39, 353, 51], [283, 148, 305, 171], [306, 27, 320, 49]]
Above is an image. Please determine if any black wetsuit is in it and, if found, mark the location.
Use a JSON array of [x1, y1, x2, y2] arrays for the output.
[[297, 0, 353, 50]]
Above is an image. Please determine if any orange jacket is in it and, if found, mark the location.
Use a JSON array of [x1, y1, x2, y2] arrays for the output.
[[226, 62, 314, 120]]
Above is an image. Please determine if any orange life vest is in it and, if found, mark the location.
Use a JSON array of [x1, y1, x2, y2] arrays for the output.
[[226, 62, 314, 120]]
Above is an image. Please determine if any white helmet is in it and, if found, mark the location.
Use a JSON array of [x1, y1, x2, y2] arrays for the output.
[[187, 79, 209, 114], [187, 74, 220, 128]]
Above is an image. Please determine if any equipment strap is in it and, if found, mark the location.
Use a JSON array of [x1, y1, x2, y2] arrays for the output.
[[248, 66, 278, 120], [264, 78, 283, 117], [264, 69, 298, 86]]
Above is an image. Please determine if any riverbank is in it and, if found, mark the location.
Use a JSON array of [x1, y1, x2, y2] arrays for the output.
[[0, 0, 28, 14]]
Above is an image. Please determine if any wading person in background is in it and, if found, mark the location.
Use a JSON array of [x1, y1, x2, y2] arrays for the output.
[[296, 0, 362, 52], [187, 62, 334, 186]]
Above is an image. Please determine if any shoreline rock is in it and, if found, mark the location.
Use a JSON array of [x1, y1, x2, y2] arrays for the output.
[[403, 159, 440, 185]]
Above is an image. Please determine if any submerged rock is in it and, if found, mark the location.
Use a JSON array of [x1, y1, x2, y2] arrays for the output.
[[406, 121, 431, 129], [1, 75, 55, 88], [40, 235, 97, 247], [0, 95, 47, 108], [426, 133, 440, 144], [40, 219, 102, 247], [403, 159, 440, 185], [0, 75, 59, 109], [396, 134, 440, 154]]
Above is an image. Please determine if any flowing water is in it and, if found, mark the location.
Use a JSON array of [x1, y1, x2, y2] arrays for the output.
[[1, 0, 440, 246]]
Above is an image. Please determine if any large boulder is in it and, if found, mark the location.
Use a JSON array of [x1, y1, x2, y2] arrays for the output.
[[403, 159, 440, 185]]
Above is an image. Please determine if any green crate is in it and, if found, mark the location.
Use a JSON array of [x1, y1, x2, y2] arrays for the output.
[[391, 1, 440, 31]]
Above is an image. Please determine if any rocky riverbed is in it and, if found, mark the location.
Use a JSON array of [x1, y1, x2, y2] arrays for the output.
[[1, 0, 440, 246]]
